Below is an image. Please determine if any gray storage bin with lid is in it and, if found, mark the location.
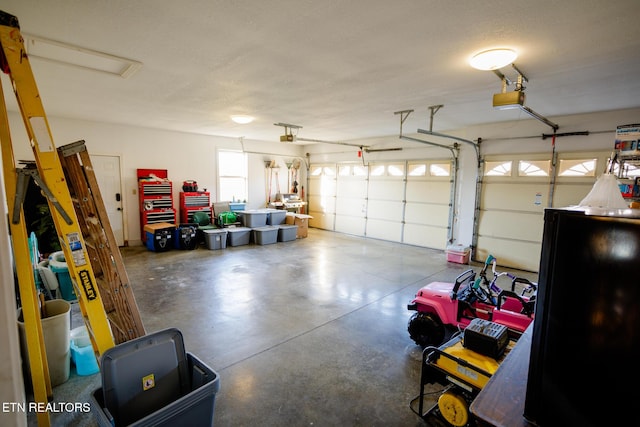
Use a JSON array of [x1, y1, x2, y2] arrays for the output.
[[277, 224, 298, 242], [238, 210, 268, 227], [252, 226, 278, 245], [226, 227, 251, 246], [90, 328, 219, 426], [266, 209, 286, 225], [203, 228, 228, 250]]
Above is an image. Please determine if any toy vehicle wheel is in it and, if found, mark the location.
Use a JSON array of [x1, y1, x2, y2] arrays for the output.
[[407, 312, 445, 347]]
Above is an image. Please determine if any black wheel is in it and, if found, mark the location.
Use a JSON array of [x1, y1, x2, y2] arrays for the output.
[[408, 312, 445, 347]]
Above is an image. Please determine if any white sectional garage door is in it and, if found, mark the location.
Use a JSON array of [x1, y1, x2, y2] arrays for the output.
[[551, 151, 611, 208], [475, 151, 610, 272], [309, 159, 453, 250]]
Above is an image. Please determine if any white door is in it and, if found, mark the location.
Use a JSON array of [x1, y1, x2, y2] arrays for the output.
[[90, 154, 125, 246]]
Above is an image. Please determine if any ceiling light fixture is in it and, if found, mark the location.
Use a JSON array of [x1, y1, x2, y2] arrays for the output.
[[470, 48, 517, 70], [23, 33, 142, 78], [231, 115, 254, 124]]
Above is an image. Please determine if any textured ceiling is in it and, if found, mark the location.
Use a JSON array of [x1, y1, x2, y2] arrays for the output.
[[2, 0, 640, 144]]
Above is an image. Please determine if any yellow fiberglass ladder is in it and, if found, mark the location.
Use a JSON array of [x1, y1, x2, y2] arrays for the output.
[[0, 10, 145, 426]]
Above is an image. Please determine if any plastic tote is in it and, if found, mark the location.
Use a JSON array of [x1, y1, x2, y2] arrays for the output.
[[203, 229, 228, 250], [91, 328, 220, 427], [48, 251, 76, 301]]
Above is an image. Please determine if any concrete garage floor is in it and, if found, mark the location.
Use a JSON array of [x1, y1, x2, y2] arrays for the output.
[[27, 228, 538, 426]]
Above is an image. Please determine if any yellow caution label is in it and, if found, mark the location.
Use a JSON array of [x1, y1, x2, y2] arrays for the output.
[[78, 269, 97, 300], [142, 374, 155, 391]]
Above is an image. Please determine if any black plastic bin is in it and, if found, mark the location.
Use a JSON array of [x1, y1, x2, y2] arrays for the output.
[[174, 223, 199, 250]]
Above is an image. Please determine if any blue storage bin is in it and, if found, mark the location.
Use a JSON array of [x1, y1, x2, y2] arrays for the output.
[[144, 223, 175, 252], [48, 251, 76, 301]]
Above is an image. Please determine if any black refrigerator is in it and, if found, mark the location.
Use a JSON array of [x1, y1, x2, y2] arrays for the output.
[[524, 207, 640, 426]]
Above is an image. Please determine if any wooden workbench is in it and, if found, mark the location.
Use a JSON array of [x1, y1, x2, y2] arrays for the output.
[[469, 323, 534, 427]]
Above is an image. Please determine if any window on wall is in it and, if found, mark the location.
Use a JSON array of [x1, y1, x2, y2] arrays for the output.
[[218, 150, 247, 202]]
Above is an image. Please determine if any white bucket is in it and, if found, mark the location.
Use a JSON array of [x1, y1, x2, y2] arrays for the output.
[[17, 299, 71, 387]]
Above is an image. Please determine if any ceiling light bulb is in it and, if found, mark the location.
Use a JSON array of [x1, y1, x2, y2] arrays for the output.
[[231, 115, 254, 124], [470, 48, 518, 70]]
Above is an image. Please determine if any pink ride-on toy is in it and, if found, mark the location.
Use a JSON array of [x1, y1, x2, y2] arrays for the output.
[[407, 255, 536, 347]]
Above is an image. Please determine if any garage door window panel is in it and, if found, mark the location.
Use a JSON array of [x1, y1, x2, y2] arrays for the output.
[[485, 160, 512, 176], [558, 158, 597, 177], [519, 160, 550, 177]]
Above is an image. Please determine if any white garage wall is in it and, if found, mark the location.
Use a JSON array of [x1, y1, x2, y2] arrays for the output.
[[4, 111, 304, 245], [4, 107, 639, 251]]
